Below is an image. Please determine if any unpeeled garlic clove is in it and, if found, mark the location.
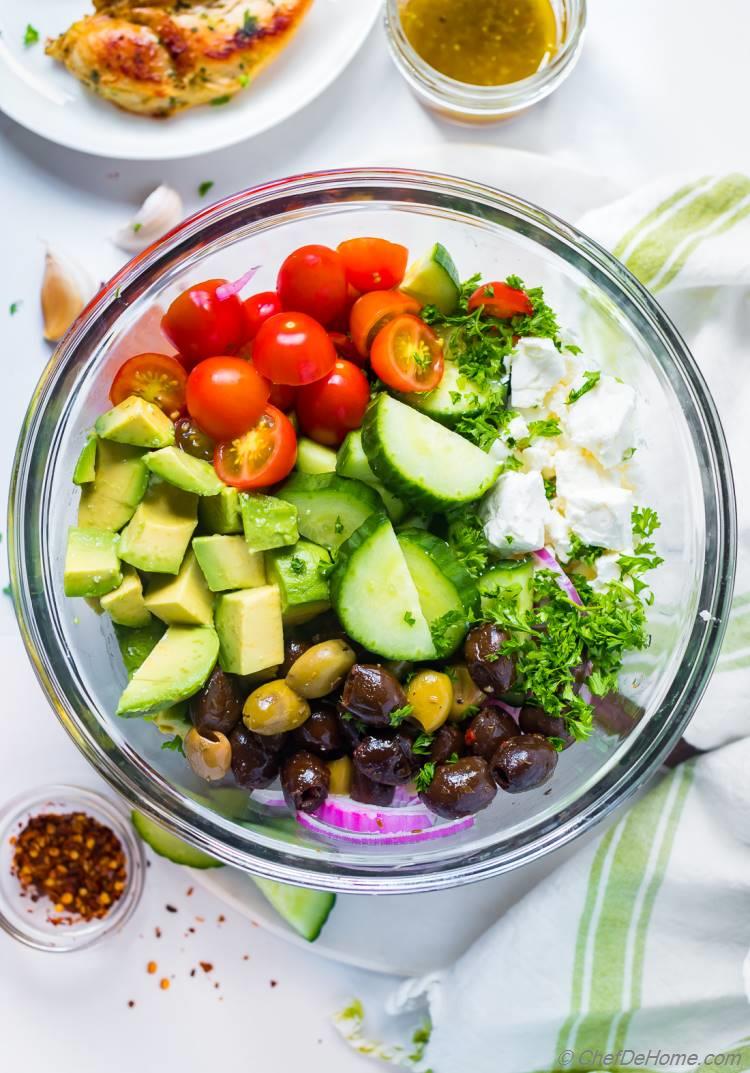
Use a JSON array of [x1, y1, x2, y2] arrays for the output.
[[114, 185, 184, 252], [41, 248, 93, 343]]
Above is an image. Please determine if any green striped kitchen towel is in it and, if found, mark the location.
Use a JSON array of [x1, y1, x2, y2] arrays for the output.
[[335, 174, 750, 1072]]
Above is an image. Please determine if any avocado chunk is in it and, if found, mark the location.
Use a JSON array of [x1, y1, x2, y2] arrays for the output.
[[215, 585, 283, 676], [144, 551, 215, 626], [119, 481, 198, 575], [114, 619, 166, 676], [145, 446, 224, 497], [95, 395, 175, 449], [193, 535, 266, 593], [266, 540, 331, 625], [146, 702, 191, 740], [64, 527, 122, 598], [78, 440, 149, 531], [199, 487, 243, 534], [240, 493, 299, 552], [73, 433, 97, 485], [100, 565, 152, 627], [116, 625, 219, 717]]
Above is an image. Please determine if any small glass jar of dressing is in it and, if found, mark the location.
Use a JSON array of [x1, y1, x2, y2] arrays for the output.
[[385, 0, 586, 123]]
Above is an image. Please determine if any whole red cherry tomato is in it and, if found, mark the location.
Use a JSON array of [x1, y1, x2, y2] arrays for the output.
[[186, 356, 270, 441], [277, 245, 348, 328], [329, 331, 364, 365], [268, 382, 297, 412], [161, 279, 246, 369], [337, 238, 408, 293], [467, 282, 533, 319], [214, 405, 297, 490], [243, 291, 282, 341], [295, 359, 371, 446], [109, 352, 186, 418], [252, 312, 336, 386]]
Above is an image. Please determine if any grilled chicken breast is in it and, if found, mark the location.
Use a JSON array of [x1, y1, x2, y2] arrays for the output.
[[46, 0, 313, 117]]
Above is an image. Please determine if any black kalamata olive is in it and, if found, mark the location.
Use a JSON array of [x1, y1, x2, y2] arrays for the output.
[[353, 736, 412, 786], [336, 706, 366, 752], [350, 767, 395, 807], [572, 658, 593, 684], [383, 660, 414, 682], [291, 704, 345, 759], [340, 664, 407, 728], [230, 725, 284, 789], [464, 624, 517, 696], [280, 638, 311, 678], [280, 750, 330, 813], [394, 732, 422, 772], [519, 706, 575, 749], [464, 706, 518, 760], [190, 666, 244, 736], [419, 757, 497, 819], [490, 734, 557, 793], [429, 724, 465, 765], [590, 692, 643, 738], [174, 417, 215, 460]]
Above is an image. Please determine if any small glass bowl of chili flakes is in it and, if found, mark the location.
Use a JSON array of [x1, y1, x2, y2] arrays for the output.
[[0, 785, 145, 951]]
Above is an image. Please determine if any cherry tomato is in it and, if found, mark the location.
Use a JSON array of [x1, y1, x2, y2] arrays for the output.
[[370, 315, 444, 394], [268, 382, 298, 412], [467, 281, 533, 319], [337, 238, 408, 293], [214, 405, 297, 490], [349, 290, 421, 357], [110, 352, 187, 417], [186, 356, 270, 441], [295, 360, 371, 447], [162, 279, 246, 369], [329, 284, 360, 333], [174, 417, 215, 461], [243, 291, 282, 341], [253, 312, 336, 386], [277, 245, 348, 327], [329, 331, 364, 365]]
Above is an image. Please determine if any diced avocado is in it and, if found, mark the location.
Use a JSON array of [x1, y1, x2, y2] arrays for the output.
[[119, 480, 198, 575], [64, 527, 122, 598], [336, 430, 407, 522], [78, 440, 149, 531], [401, 242, 461, 315], [84, 596, 104, 615], [193, 535, 266, 593], [144, 551, 215, 626], [145, 446, 224, 497], [240, 493, 299, 552], [114, 619, 166, 676], [95, 395, 175, 449], [266, 539, 331, 625], [100, 565, 152, 627], [199, 487, 243, 535], [296, 437, 337, 475], [146, 703, 191, 739], [116, 625, 219, 717], [215, 585, 283, 676], [72, 432, 97, 485]]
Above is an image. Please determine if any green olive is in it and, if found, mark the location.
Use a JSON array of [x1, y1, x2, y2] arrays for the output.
[[243, 680, 311, 735], [446, 664, 485, 722], [406, 670, 454, 733], [184, 727, 231, 782], [285, 639, 357, 699]]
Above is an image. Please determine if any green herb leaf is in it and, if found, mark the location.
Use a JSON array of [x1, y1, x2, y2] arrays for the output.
[[210, 95, 232, 106], [389, 704, 414, 727], [334, 515, 344, 534], [198, 180, 214, 198], [24, 24, 40, 46], [526, 417, 561, 440], [9, 301, 21, 315], [543, 476, 557, 501], [622, 446, 636, 461], [430, 609, 465, 649], [238, 73, 250, 88], [411, 732, 434, 756], [569, 533, 605, 567], [289, 556, 306, 576], [566, 370, 601, 404], [446, 504, 490, 578], [340, 711, 366, 733], [132, 222, 142, 234], [403, 610, 416, 627], [161, 734, 185, 756], [446, 752, 460, 764], [241, 10, 258, 35], [415, 762, 436, 792], [548, 736, 567, 752]]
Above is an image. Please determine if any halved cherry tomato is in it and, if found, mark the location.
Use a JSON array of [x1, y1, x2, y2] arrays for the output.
[[162, 279, 247, 369], [467, 281, 533, 319], [349, 290, 421, 358], [370, 315, 444, 394], [269, 382, 297, 412], [253, 312, 336, 386], [186, 356, 270, 442], [338, 238, 408, 293], [277, 245, 348, 327], [243, 291, 282, 341], [214, 404, 297, 490], [110, 352, 187, 417], [329, 331, 364, 365], [295, 360, 371, 447]]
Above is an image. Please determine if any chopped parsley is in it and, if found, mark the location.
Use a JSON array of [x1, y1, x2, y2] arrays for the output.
[[403, 610, 416, 627], [567, 370, 601, 404], [526, 417, 562, 440], [569, 533, 604, 567], [622, 446, 637, 462], [24, 24, 40, 47], [389, 704, 414, 727], [210, 95, 232, 106], [198, 180, 214, 198], [446, 752, 460, 764], [340, 711, 366, 733], [415, 762, 436, 792], [334, 515, 344, 534], [240, 10, 259, 36], [411, 732, 434, 755], [9, 301, 21, 315], [238, 74, 250, 88], [617, 506, 663, 602], [289, 556, 306, 576], [543, 476, 557, 501], [548, 736, 567, 752], [161, 734, 185, 755], [132, 222, 142, 234], [446, 504, 490, 577], [430, 609, 464, 649]]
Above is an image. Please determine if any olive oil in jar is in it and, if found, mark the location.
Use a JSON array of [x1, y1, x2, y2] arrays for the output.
[[399, 0, 558, 87]]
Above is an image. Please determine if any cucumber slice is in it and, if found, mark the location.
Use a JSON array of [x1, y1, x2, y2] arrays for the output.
[[401, 242, 460, 314], [131, 810, 223, 869], [362, 395, 501, 512], [276, 473, 381, 552], [478, 558, 535, 616], [396, 358, 500, 426], [296, 437, 337, 475], [397, 529, 479, 657], [252, 878, 336, 943], [336, 430, 407, 522], [330, 513, 436, 659]]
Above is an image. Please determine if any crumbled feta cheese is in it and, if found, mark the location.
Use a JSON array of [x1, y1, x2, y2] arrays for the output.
[[545, 508, 573, 562], [565, 374, 638, 468], [555, 449, 633, 550], [507, 414, 529, 443], [510, 337, 565, 409], [488, 437, 512, 464], [590, 551, 622, 592], [521, 442, 556, 477], [481, 470, 550, 555]]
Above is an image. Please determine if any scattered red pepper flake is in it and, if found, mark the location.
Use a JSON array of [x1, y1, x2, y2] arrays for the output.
[[186, 886, 194, 896], [217, 914, 225, 923], [213, 982, 220, 990], [199, 961, 213, 973], [128, 1000, 135, 1008], [195, 916, 205, 923], [147, 961, 157, 974], [155, 926, 162, 938], [165, 904, 177, 913], [270, 980, 278, 988], [159, 978, 170, 991], [190, 968, 196, 978]]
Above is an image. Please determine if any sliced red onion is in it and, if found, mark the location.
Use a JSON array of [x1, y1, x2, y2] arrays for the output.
[[297, 809, 474, 846], [484, 698, 522, 720], [312, 794, 436, 834], [215, 266, 260, 301], [391, 785, 420, 807], [578, 683, 593, 704], [533, 547, 583, 606], [251, 788, 288, 809]]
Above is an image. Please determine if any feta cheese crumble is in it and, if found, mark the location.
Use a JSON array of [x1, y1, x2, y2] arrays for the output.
[[555, 449, 634, 551], [566, 374, 637, 468], [482, 470, 550, 555], [510, 337, 565, 409]]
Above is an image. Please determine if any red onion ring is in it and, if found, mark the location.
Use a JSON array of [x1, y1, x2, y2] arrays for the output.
[[251, 788, 287, 809], [215, 266, 260, 301], [311, 795, 436, 834], [484, 698, 522, 720], [533, 547, 583, 606], [297, 810, 475, 846]]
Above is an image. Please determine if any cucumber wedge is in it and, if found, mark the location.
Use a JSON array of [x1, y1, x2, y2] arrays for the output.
[[330, 513, 436, 659], [478, 558, 535, 616], [396, 357, 499, 426], [397, 529, 479, 657], [296, 437, 338, 475], [253, 878, 336, 943], [401, 242, 460, 314], [276, 473, 381, 552], [361, 395, 501, 512], [336, 430, 407, 522], [131, 810, 223, 869]]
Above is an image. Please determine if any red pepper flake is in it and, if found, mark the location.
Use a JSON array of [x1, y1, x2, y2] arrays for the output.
[[270, 980, 278, 988], [217, 914, 225, 923], [147, 961, 158, 974], [155, 927, 162, 939], [128, 1000, 135, 1008], [165, 904, 177, 913], [199, 961, 213, 973], [195, 916, 205, 923], [242, 954, 249, 961], [186, 886, 194, 896], [190, 968, 196, 978], [159, 978, 170, 991], [213, 982, 220, 990], [188, 926, 196, 934]]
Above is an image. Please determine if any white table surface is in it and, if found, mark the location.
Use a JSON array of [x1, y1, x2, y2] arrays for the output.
[[1, 2, 749, 1070]]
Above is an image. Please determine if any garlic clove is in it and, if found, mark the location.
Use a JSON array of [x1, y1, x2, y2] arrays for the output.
[[41, 248, 94, 343], [114, 185, 184, 252]]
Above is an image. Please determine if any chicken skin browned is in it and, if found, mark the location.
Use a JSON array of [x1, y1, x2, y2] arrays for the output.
[[46, 0, 313, 117]]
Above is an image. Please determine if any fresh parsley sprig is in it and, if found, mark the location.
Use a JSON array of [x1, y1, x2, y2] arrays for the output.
[[567, 370, 601, 404]]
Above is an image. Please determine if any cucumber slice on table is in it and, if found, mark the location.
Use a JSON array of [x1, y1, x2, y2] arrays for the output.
[[478, 558, 535, 616], [401, 242, 460, 315], [362, 394, 501, 512], [131, 810, 223, 869], [397, 358, 502, 426], [276, 472, 381, 552], [336, 430, 406, 522], [397, 528, 479, 657]]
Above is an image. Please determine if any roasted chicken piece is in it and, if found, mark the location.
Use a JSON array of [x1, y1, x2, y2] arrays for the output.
[[46, 0, 313, 117]]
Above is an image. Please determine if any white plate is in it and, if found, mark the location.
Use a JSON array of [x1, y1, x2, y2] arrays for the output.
[[0, 0, 380, 160]]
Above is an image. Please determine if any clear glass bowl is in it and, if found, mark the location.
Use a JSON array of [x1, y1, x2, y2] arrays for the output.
[[8, 169, 735, 894]]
